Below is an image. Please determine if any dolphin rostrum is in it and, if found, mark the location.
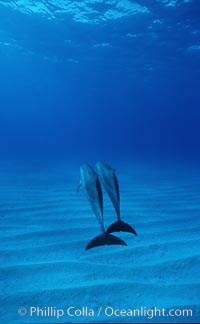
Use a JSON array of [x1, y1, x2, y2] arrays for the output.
[[96, 162, 137, 235], [79, 164, 127, 250]]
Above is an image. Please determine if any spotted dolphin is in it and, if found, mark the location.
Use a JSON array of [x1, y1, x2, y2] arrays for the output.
[[79, 164, 127, 250], [96, 162, 137, 235]]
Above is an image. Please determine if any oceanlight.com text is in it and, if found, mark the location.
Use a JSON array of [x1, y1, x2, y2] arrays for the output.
[[103, 306, 193, 319], [18, 306, 193, 320]]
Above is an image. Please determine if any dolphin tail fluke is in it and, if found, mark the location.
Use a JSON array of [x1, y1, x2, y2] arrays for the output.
[[86, 233, 127, 250], [106, 220, 137, 236]]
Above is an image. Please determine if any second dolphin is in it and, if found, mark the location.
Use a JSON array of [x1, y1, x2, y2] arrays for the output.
[[96, 162, 137, 235]]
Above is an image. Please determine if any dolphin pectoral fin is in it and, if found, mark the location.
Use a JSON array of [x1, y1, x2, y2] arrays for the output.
[[85, 233, 127, 250], [106, 220, 137, 236]]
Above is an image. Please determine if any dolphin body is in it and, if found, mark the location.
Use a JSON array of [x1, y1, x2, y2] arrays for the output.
[[96, 162, 137, 235], [79, 164, 127, 250]]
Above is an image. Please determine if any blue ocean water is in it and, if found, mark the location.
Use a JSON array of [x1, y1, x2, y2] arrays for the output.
[[0, 0, 200, 323]]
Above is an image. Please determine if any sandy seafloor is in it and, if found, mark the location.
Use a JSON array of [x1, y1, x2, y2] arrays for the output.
[[0, 161, 200, 324]]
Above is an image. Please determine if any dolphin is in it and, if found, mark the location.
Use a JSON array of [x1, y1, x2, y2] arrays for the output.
[[96, 162, 137, 235], [79, 164, 127, 250]]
